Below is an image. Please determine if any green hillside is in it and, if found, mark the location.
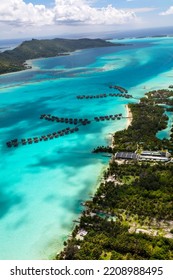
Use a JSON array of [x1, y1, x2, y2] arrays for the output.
[[0, 38, 117, 74]]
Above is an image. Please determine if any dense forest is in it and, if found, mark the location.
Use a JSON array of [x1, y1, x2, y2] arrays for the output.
[[58, 162, 173, 260], [60, 220, 173, 260]]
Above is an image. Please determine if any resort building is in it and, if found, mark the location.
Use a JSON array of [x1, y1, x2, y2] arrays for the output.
[[139, 151, 170, 162], [114, 150, 171, 162], [115, 152, 138, 160]]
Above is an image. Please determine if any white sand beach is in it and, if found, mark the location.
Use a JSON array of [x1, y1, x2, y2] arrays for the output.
[[126, 104, 133, 129]]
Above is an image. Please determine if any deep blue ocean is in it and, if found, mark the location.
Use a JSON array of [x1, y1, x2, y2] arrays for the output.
[[0, 30, 173, 259]]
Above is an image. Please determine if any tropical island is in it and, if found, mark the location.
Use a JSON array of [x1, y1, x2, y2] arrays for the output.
[[1, 35, 173, 260], [57, 88, 173, 260], [0, 38, 119, 75]]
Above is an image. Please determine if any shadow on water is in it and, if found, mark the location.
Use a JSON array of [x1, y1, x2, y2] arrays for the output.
[[58, 179, 97, 229], [0, 96, 55, 129], [0, 188, 23, 219], [27, 150, 102, 171], [7, 215, 28, 230]]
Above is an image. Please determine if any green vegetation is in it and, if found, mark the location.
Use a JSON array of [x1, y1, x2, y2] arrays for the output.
[[57, 88, 173, 260], [170, 124, 173, 143], [113, 103, 169, 152], [95, 162, 173, 220], [146, 89, 173, 107], [0, 38, 117, 75], [0, 62, 26, 74], [93, 89, 173, 153], [57, 161, 173, 260]]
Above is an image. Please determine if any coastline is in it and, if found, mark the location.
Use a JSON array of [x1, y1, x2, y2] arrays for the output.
[[56, 103, 133, 259], [25, 59, 40, 71], [55, 164, 109, 258], [126, 104, 133, 129], [0, 59, 38, 78], [1, 35, 173, 259], [0, 38, 116, 76], [57, 89, 173, 260], [110, 104, 133, 149], [0, 50, 86, 78]]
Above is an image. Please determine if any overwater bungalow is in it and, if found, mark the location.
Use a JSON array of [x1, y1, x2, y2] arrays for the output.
[[40, 114, 46, 119], [11, 139, 18, 143], [109, 85, 128, 93], [6, 142, 12, 147], [21, 139, 27, 144], [13, 142, 19, 147], [45, 116, 51, 121]]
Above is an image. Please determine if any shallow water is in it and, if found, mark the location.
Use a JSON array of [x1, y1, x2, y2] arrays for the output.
[[0, 36, 173, 259]]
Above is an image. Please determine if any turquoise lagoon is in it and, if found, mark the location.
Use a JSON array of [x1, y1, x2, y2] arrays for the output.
[[0, 37, 173, 259]]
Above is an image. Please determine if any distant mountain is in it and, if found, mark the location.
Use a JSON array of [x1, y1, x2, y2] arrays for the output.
[[0, 38, 118, 75]]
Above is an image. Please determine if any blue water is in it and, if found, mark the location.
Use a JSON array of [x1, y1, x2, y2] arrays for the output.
[[157, 111, 173, 139], [0, 36, 173, 259], [0, 38, 24, 52]]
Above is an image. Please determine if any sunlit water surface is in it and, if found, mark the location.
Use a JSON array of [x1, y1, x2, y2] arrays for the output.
[[0, 36, 173, 259]]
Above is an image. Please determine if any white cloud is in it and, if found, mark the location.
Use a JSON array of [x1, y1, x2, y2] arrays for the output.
[[0, 0, 53, 25], [129, 7, 157, 13], [160, 6, 173, 16], [54, 0, 136, 25], [0, 0, 136, 26]]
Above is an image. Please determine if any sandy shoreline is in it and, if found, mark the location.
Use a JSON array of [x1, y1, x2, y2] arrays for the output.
[[25, 59, 40, 71], [57, 104, 134, 258], [110, 104, 133, 148], [0, 49, 78, 78], [126, 104, 133, 129]]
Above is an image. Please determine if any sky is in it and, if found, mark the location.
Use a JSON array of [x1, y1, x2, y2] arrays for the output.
[[1, 0, 173, 39]]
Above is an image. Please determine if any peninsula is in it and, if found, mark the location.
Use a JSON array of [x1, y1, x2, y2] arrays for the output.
[[0, 38, 118, 75], [57, 88, 173, 260]]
